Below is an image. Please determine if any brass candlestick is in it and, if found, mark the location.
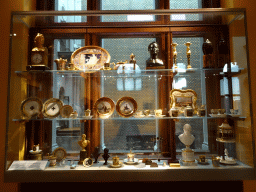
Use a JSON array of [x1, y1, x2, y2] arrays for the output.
[[185, 42, 192, 69], [172, 43, 178, 69]]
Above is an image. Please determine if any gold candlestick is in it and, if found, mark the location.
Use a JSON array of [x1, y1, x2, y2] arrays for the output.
[[172, 43, 178, 69], [185, 42, 192, 69]]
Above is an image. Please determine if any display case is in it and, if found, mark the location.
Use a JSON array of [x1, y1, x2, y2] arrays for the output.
[[5, 8, 255, 182]]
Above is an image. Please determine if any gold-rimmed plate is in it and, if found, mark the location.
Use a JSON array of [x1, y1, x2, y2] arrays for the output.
[[116, 97, 137, 118], [71, 46, 110, 71], [43, 98, 63, 118], [53, 147, 67, 162], [60, 105, 73, 118], [94, 97, 115, 118], [20, 97, 43, 118]]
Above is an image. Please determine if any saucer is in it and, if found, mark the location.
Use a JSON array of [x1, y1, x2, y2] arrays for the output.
[[29, 150, 42, 154], [108, 162, 123, 168], [124, 158, 139, 165], [229, 114, 240, 117], [220, 159, 237, 165]]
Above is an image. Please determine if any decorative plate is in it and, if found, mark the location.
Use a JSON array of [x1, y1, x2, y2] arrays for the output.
[[108, 162, 123, 168], [94, 97, 115, 118], [53, 147, 67, 162], [71, 46, 111, 71], [116, 97, 137, 117], [83, 158, 93, 167], [20, 97, 43, 118], [60, 105, 73, 118], [43, 98, 63, 118]]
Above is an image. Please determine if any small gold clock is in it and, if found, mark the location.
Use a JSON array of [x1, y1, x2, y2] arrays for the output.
[[27, 33, 49, 70]]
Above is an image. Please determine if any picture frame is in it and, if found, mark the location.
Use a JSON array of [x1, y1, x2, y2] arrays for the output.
[[170, 89, 197, 113], [94, 97, 115, 118], [70, 46, 111, 71], [116, 97, 137, 118]]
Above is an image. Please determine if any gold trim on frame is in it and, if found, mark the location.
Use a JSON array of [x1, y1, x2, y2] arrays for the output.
[[170, 89, 197, 113]]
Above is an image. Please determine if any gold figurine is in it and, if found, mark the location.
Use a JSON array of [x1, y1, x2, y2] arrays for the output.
[[172, 43, 178, 69], [78, 134, 90, 164], [185, 42, 192, 69]]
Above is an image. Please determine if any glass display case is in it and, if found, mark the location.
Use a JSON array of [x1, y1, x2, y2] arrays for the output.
[[5, 8, 255, 182]]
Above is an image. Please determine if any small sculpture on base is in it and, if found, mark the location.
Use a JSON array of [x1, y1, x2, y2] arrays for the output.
[[102, 148, 110, 165], [92, 146, 100, 163], [146, 42, 164, 69], [78, 134, 90, 165], [172, 43, 178, 69], [178, 124, 196, 165]]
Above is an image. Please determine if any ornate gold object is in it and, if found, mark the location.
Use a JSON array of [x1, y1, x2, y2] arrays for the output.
[[185, 42, 192, 69], [28, 33, 49, 70], [94, 97, 115, 118], [116, 97, 137, 118], [60, 105, 73, 118], [172, 43, 178, 69], [170, 89, 197, 114], [52, 147, 67, 162], [54, 58, 67, 70], [20, 97, 43, 119], [78, 134, 90, 151], [42, 98, 63, 119], [70, 46, 110, 71]]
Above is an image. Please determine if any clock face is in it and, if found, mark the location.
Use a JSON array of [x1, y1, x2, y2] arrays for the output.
[[31, 53, 43, 64]]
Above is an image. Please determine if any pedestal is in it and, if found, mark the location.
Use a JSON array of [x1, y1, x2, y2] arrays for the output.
[[181, 148, 195, 165], [203, 54, 214, 68], [78, 150, 87, 165]]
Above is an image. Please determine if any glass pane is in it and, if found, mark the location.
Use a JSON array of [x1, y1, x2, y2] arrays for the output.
[[101, 0, 155, 22], [52, 39, 85, 152], [101, 37, 159, 152], [170, 0, 201, 21], [55, 0, 87, 23]]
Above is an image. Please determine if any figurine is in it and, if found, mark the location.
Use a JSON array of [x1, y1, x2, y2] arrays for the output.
[[185, 42, 192, 69], [78, 134, 90, 164], [102, 148, 110, 165], [202, 39, 214, 68], [92, 147, 100, 163], [172, 43, 178, 69], [146, 42, 164, 69], [178, 124, 195, 147], [178, 124, 196, 165]]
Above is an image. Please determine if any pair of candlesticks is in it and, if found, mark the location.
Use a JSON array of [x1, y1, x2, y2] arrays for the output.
[[172, 42, 192, 69]]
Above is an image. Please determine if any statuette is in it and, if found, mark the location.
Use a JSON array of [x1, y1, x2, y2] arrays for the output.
[[78, 134, 90, 164], [146, 42, 164, 69], [178, 124, 195, 165], [172, 43, 178, 69]]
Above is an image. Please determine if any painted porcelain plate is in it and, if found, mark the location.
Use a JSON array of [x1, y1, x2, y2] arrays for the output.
[[43, 98, 63, 118], [20, 97, 43, 118]]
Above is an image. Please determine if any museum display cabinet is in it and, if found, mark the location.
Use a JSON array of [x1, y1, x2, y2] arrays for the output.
[[5, 8, 256, 182]]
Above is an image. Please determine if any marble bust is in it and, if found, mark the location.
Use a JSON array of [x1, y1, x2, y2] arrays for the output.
[[178, 124, 195, 148]]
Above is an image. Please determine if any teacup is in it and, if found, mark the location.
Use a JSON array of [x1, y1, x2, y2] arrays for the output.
[[85, 109, 91, 117], [112, 156, 120, 165], [218, 109, 226, 114], [135, 110, 143, 117], [154, 109, 162, 117], [199, 155, 206, 162]]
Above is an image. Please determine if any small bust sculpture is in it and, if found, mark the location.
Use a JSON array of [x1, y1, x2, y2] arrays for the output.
[[146, 42, 164, 69], [32, 33, 47, 52], [92, 147, 100, 163], [178, 124, 195, 148], [78, 134, 90, 151], [102, 148, 110, 165]]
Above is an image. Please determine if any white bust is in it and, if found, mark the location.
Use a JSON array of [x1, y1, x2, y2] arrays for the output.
[[178, 124, 195, 148]]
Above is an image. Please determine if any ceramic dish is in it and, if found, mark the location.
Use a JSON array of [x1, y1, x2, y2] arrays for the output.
[[116, 97, 137, 118], [60, 105, 73, 118], [43, 98, 63, 118], [123, 158, 139, 165], [52, 147, 67, 162], [21, 97, 43, 118], [94, 97, 115, 118]]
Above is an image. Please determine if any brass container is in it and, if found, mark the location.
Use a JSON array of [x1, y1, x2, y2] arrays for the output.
[[112, 156, 119, 165]]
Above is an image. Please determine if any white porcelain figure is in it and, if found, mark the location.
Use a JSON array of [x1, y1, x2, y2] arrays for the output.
[[178, 124, 196, 165]]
